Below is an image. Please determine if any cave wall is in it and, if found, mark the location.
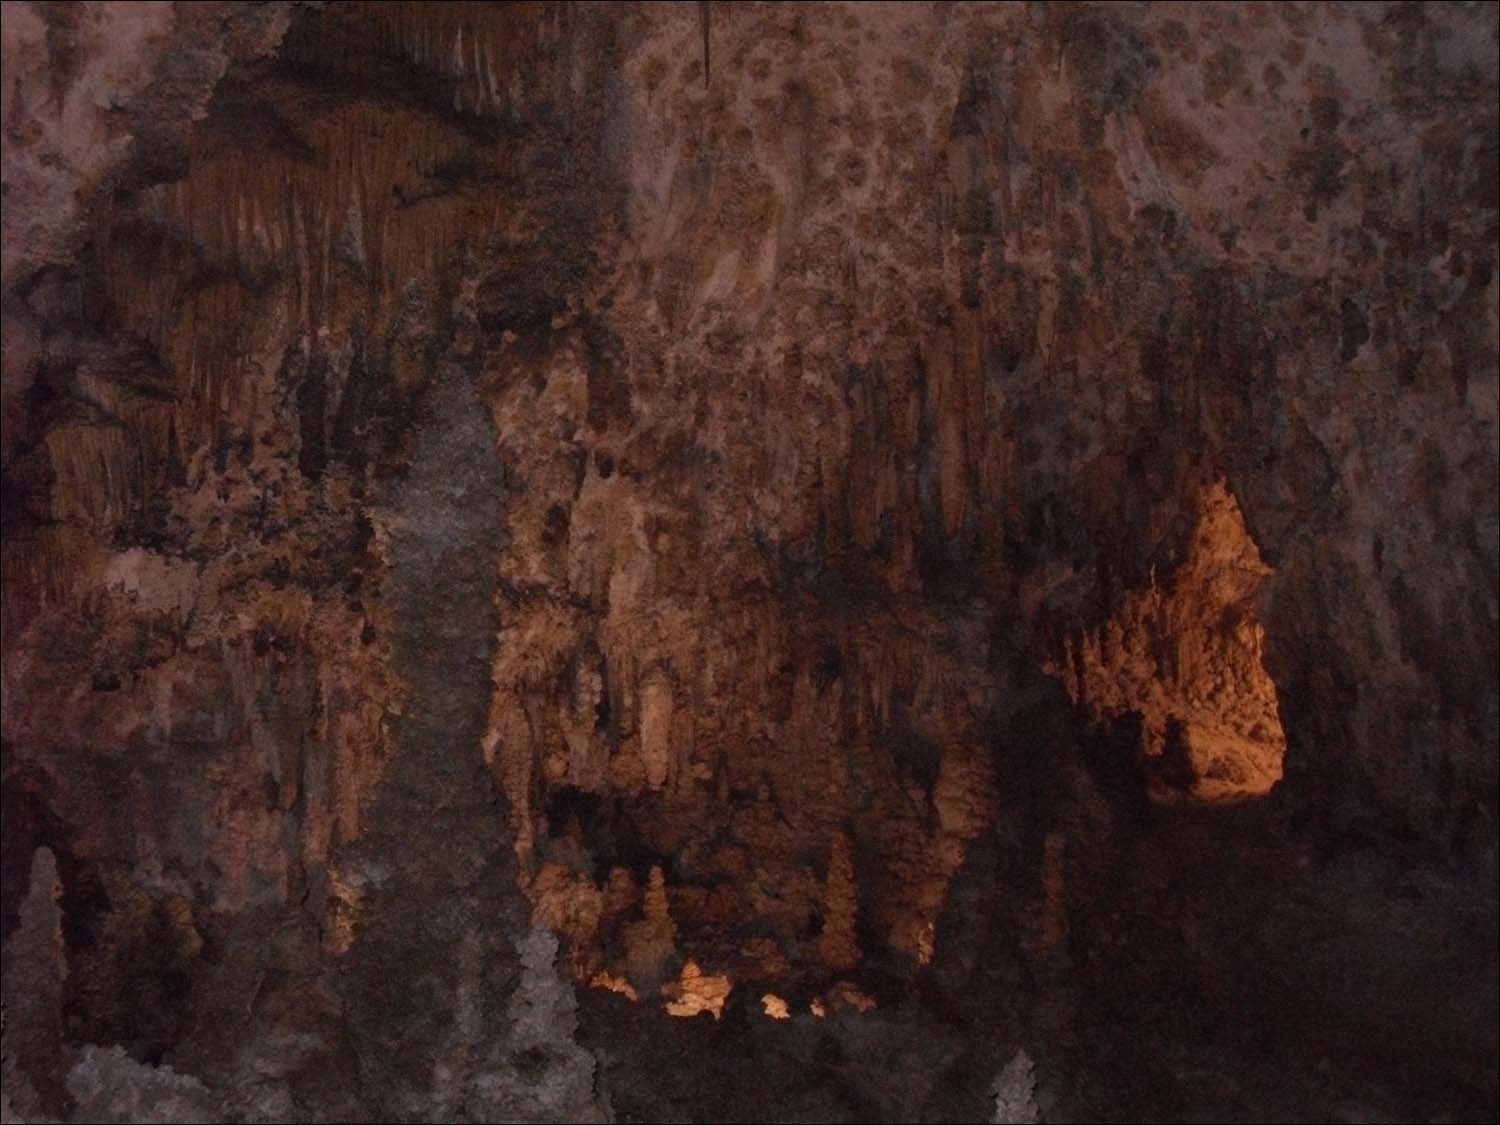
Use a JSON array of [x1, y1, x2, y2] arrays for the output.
[[1, 0, 1496, 1117]]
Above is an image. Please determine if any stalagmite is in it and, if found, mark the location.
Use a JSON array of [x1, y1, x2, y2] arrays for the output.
[[818, 833, 861, 973], [622, 864, 679, 991]]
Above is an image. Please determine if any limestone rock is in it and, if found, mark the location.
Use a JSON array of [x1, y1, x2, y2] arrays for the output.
[[818, 833, 862, 974], [63, 1047, 215, 1125], [0, 2, 1494, 1122], [991, 1049, 1040, 1125]]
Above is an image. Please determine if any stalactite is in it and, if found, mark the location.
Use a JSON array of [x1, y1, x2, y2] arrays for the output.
[[639, 669, 675, 791]]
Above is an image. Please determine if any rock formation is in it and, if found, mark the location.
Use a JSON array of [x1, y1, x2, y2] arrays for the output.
[[1, 2, 1495, 1122], [1050, 479, 1286, 801], [818, 832, 861, 973], [620, 864, 677, 992]]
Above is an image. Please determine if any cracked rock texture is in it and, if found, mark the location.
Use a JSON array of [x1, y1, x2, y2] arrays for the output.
[[1, 2, 1495, 1122]]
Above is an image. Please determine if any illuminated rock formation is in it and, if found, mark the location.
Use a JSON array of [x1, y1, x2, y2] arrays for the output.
[[1050, 480, 1287, 802], [1, 2, 1494, 1122], [662, 960, 732, 1021]]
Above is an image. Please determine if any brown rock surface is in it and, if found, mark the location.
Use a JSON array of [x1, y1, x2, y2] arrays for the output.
[[1, 2, 1495, 1122]]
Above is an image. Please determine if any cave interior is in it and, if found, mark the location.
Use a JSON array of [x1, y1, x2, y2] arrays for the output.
[[1, 2, 1496, 1123]]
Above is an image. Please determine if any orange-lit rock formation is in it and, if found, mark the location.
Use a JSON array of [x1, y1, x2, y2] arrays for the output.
[[1050, 480, 1286, 801], [2, 3, 1495, 1123]]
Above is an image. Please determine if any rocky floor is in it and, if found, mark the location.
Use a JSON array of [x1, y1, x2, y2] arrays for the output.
[[574, 799, 1498, 1125], [1060, 803, 1498, 1124]]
